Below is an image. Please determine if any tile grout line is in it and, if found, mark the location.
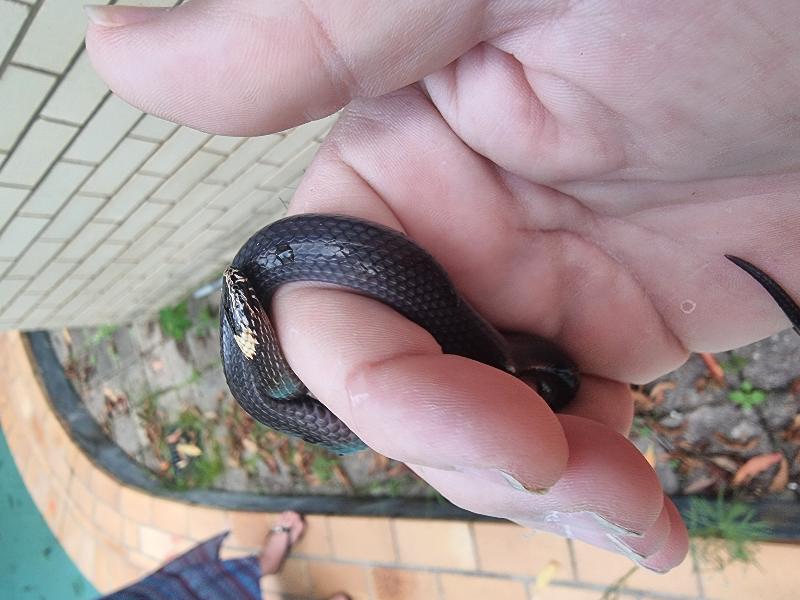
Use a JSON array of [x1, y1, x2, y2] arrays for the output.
[[0, 19, 90, 180], [1, 100, 157, 322], [690, 545, 707, 599], [566, 537, 580, 581], [0, 0, 42, 82]]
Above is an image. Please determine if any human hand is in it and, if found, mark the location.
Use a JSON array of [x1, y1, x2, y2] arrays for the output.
[[86, 0, 800, 571]]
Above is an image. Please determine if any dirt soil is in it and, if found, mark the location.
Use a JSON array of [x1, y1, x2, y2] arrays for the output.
[[49, 288, 800, 501]]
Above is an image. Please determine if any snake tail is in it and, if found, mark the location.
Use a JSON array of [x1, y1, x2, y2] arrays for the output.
[[725, 254, 800, 335]]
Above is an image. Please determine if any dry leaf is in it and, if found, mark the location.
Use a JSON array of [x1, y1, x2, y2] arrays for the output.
[[62, 328, 73, 347], [259, 450, 279, 474], [534, 560, 561, 590], [732, 452, 783, 487], [166, 429, 183, 444], [699, 352, 725, 385], [768, 457, 790, 493], [387, 463, 410, 478], [293, 446, 309, 474], [709, 456, 739, 473], [653, 419, 687, 435], [684, 476, 717, 494], [714, 433, 759, 452], [333, 464, 354, 492], [241, 438, 258, 455], [631, 387, 653, 411], [649, 381, 676, 405], [370, 452, 390, 475], [781, 415, 800, 444], [643, 444, 656, 468], [176, 443, 203, 458]]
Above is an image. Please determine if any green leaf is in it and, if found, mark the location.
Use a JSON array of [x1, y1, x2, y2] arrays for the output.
[[159, 302, 193, 341]]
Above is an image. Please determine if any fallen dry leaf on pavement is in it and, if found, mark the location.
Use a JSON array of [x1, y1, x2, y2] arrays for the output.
[[768, 456, 790, 493], [699, 352, 725, 384], [709, 455, 740, 473], [732, 452, 783, 487], [631, 387, 652, 410], [649, 381, 676, 405], [258, 450, 279, 474], [643, 443, 656, 467], [684, 475, 718, 494], [334, 464, 354, 492], [241, 438, 258, 455], [781, 415, 800, 444], [534, 560, 560, 590], [176, 443, 203, 458], [714, 433, 760, 452]]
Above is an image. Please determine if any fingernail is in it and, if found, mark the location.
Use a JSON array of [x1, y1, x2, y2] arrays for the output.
[[638, 560, 671, 574], [587, 512, 645, 538], [85, 4, 169, 27], [496, 469, 550, 494], [606, 533, 649, 562]]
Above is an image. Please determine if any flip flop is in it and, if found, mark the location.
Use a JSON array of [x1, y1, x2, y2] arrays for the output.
[[263, 514, 305, 574]]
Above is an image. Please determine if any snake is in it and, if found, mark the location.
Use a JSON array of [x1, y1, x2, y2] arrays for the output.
[[219, 213, 800, 454]]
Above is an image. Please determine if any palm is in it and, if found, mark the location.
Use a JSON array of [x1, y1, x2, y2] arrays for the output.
[[87, 0, 800, 571]]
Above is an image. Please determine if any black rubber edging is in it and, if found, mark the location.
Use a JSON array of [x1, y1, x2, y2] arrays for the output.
[[26, 331, 489, 519], [25, 331, 800, 536]]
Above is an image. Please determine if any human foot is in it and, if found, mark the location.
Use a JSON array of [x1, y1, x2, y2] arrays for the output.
[[258, 511, 305, 574]]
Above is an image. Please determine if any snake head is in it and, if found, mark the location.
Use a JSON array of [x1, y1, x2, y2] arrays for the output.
[[221, 267, 267, 360], [221, 266, 306, 400]]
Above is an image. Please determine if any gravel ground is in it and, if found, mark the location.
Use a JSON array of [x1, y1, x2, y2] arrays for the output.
[[50, 289, 430, 498], [50, 290, 799, 501]]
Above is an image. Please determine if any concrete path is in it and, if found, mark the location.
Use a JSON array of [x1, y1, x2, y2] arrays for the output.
[[1, 331, 796, 600]]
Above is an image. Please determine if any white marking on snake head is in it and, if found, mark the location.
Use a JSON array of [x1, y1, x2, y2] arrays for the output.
[[234, 327, 259, 359]]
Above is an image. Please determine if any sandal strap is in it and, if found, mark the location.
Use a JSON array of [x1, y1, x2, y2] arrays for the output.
[[270, 525, 292, 534]]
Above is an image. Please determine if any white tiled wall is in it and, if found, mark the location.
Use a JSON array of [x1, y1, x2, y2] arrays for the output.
[[0, 0, 335, 329]]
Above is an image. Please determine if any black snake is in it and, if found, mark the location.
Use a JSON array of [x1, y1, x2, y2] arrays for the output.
[[219, 213, 799, 454]]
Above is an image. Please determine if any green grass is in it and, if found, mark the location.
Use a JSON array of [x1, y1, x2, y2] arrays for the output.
[[601, 493, 769, 598], [166, 408, 223, 491], [193, 304, 218, 337], [686, 493, 770, 571], [729, 381, 767, 409], [89, 324, 118, 345], [184, 368, 202, 386], [721, 354, 749, 372], [310, 453, 337, 482], [175, 406, 204, 431], [159, 300, 218, 341], [159, 302, 193, 341]]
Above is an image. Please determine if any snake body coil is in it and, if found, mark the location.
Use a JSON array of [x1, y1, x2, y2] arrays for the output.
[[220, 214, 579, 453], [220, 214, 800, 454]]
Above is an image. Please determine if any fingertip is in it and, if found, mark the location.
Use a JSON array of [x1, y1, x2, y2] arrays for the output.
[[557, 415, 664, 532], [85, 5, 168, 28], [561, 376, 634, 435], [638, 497, 690, 573]]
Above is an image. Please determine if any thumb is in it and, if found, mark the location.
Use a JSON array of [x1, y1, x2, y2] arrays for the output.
[[85, 0, 490, 135]]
